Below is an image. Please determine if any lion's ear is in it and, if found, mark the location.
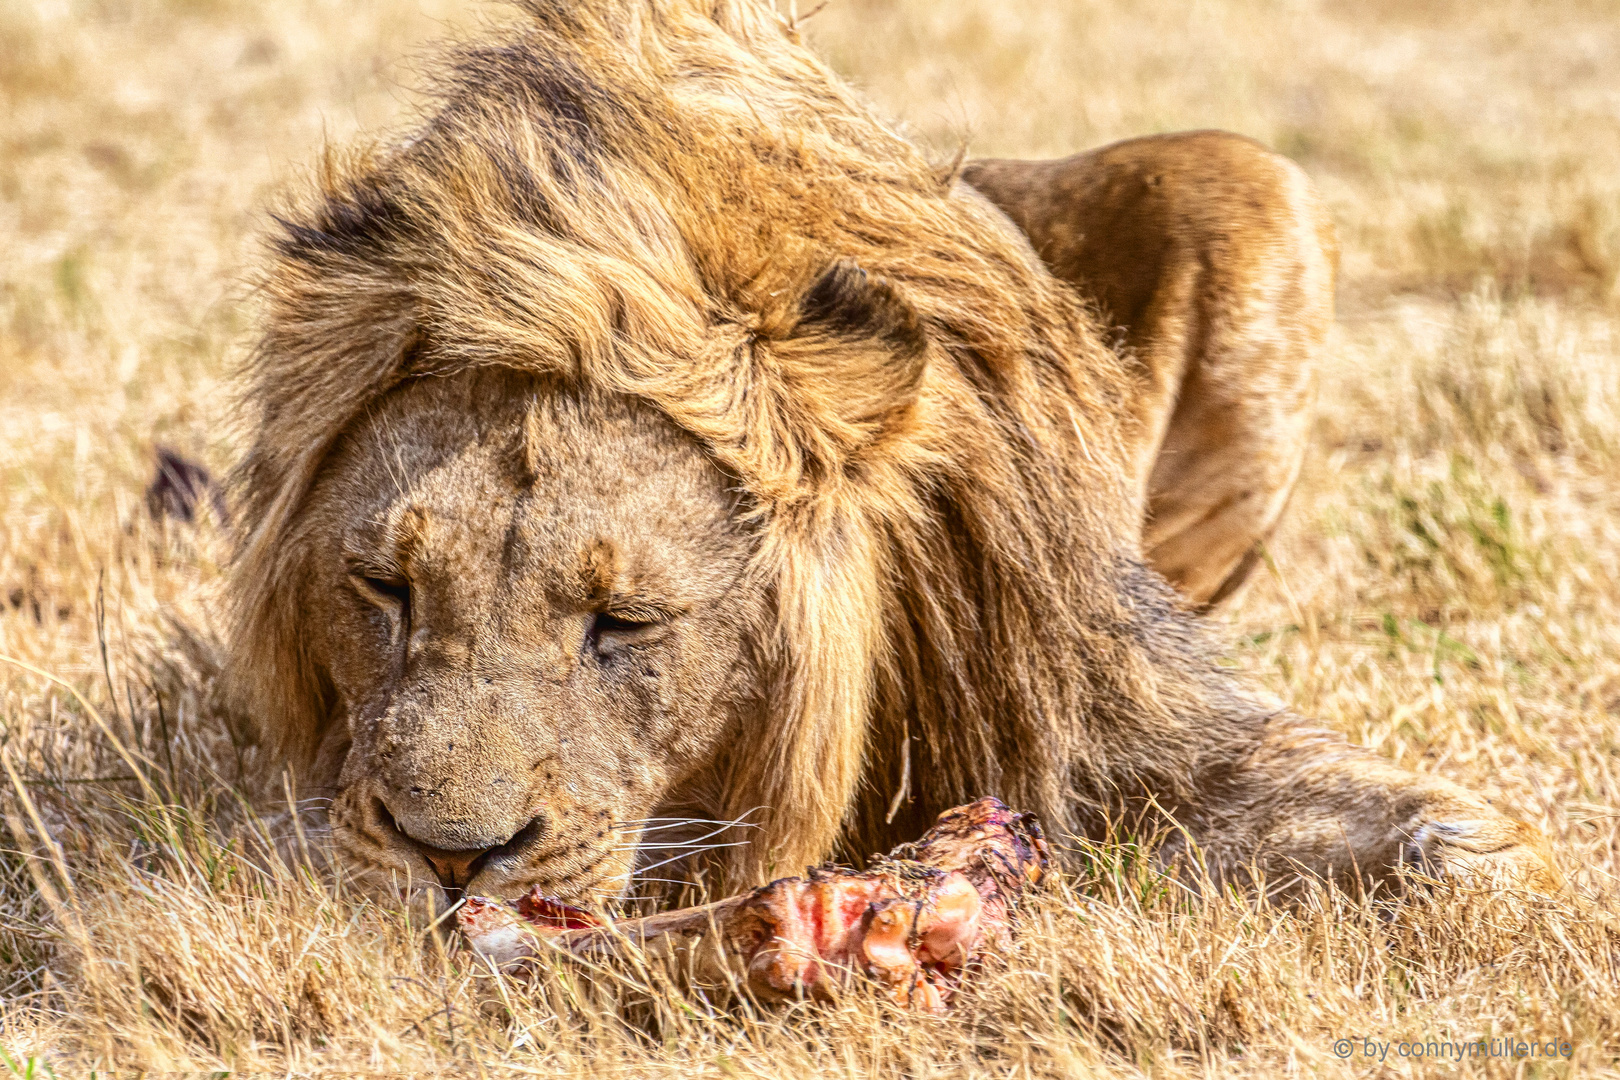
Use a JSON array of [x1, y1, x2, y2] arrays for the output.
[[769, 260, 930, 448], [795, 260, 927, 364]]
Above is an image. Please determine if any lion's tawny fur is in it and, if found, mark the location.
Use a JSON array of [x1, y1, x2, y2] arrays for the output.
[[227, 0, 1558, 897]]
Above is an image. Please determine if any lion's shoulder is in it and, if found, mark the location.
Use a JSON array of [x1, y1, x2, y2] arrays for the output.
[[963, 131, 1337, 341]]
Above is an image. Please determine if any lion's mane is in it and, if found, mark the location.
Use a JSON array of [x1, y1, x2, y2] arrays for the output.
[[229, 0, 1256, 883]]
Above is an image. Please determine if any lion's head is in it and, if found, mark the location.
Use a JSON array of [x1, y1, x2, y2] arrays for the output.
[[288, 371, 770, 900], [228, 0, 1227, 907]]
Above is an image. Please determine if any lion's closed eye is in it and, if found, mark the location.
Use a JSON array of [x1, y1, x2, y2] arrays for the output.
[[587, 609, 670, 657], [349, 568, 411, 613]]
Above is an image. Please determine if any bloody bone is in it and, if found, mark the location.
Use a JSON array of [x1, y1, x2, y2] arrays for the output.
[[457, 797, 1049, 1011]]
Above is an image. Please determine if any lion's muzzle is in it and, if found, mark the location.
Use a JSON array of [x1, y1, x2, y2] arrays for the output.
[[376, 799, 548, 892]]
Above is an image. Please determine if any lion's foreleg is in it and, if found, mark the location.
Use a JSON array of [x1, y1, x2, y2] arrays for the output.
[[1173, 719, 1561, 895]]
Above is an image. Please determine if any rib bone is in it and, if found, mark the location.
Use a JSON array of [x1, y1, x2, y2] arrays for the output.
[[457, 797, 1050, 1011]]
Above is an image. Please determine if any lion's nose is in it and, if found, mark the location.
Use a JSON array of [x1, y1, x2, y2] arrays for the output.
[[407, 840, 496, 891]]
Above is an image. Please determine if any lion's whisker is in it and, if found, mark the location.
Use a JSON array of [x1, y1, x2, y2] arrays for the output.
[[613, 817, 761, 833], [612, 841, 751, 848], [633, 842, 754, 875], [614, 817, 730, 826], [614, 840, 751, 853], [615, 807, 767, 830], [654, 819, 762, 848]]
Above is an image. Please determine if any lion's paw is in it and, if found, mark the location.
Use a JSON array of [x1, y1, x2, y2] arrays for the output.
[[1401, 816, 1563, 894]]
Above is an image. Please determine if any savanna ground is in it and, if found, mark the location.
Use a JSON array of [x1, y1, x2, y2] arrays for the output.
[[3, 0, 1620, 1074]]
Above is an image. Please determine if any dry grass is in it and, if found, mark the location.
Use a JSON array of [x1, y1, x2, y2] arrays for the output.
[[3, 0, 1620, 1074]]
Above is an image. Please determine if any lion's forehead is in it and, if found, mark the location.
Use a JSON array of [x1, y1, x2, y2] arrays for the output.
[[330, 372, 750, 612]]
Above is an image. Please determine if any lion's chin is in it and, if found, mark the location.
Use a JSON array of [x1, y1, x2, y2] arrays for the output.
[[338, 853, 633, 921]]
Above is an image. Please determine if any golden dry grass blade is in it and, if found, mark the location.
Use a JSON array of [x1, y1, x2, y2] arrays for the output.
[[0, 653, 161, 804]]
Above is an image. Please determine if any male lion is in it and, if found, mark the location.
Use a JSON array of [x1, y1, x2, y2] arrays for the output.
[[227, 0, 1559, 906]]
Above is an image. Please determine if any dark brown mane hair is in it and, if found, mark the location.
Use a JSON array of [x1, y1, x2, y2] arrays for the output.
[[229, 0, 1258, 883]]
